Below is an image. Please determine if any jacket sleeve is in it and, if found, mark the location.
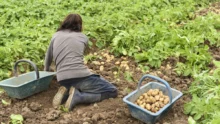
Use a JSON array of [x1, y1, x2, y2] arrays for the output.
[[44, 39, 54, 71], [84, 36, 90, 55]]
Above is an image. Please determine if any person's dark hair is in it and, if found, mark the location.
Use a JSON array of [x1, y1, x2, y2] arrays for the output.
[[57, 14, 82, 32]]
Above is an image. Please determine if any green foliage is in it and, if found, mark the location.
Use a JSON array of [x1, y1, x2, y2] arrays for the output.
[[1, 99, 10, 106], [184, 61, 220, 124], [10, 114, 23, 124], [59, 105, 69, 112], [124, 71, 134, 82], [0, 0, 219, 77], [0, 88, 4, 95], [188, 116, 196, 124], [0, 0, 219, 80], [138, 64, 150, 73], [84, 54, 100, 64]]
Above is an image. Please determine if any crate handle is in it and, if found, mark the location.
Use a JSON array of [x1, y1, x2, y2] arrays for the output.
[[137, 74, 173, 103], [14, 59, 39, 79]]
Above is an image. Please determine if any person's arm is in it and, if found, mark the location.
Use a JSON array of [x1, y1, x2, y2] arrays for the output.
[[84, 36, 90, 55], [44, 39, 54, 71], [84, 43, 90, 55]]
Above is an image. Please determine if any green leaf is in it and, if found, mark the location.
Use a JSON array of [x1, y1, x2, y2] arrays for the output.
[[10, 114, 23, 121], [0, 88, 4, 94], [124, 71, 134, 82], [112, 37, 121, 46], [211, 119, 220, 124], [59, 105, 69, 112], [188, 116, 196, 124], [122, 48, 127, 55], [194, 113, 202, 120], [183, 68, 191, 76], [10, 114, 23, 124], [20, 65, 25, 72], [213, 60, 220, 68], [184, 104, 193, 114], [2, 99, 10, 105]]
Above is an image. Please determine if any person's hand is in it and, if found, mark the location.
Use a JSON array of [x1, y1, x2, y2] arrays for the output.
[[44, 67, 48, 71], [49, 67, 55, 72]]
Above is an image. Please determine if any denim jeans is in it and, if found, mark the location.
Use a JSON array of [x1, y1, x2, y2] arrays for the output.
[[58, 74, 117, 94]]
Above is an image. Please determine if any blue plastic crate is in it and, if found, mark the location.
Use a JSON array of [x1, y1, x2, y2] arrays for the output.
[[123, 75, 183, 124], [0, 59, 56, 99]]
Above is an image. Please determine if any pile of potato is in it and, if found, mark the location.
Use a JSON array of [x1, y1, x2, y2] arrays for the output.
[[135, 89, 170, 113]]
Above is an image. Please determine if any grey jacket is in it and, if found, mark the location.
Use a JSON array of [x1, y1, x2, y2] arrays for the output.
[[44, 30, 93, 81]]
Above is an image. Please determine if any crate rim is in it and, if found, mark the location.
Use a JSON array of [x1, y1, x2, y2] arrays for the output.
[[0, 71, 56, 88]]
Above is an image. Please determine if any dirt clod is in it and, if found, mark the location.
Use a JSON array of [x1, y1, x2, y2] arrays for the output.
[[46, 110, 61, 121], [93, 103, 99, 109], [29, 102, 42, 112], [77, 109, 83, 116], [21, 107, 35, 118], [91, 113, 100, 122], [83, 122, 89, 124], [63, 113, 72, 120], [59, 120, 69, 124]]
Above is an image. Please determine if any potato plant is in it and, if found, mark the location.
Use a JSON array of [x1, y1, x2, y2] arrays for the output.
[[135, 89, 169, 113]]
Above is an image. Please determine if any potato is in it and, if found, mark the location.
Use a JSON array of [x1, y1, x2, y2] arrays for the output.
[[149, 96, 155, 103], [139, 95, 144, 100], [138, 97, 142, 101], [140, 101, 145, 105], [155, 95, 160, 101], [154, 89, 159, 95], [155, 107, 159, 112], [145, 98, 151, 103], [164, 95, 169, 99], [160, 103, 165, 108], [140, 104, 145, 108], [160, 94, 164, 98], [152, 97, 156, 103], [115, 61, 120, 65], [151, 104, 155, 109], [151, 91, 157, 96], [144, 99, 148, 104], [100, 66, 104, 71], [164, 98, 169, 104], [141, 99, 145, 103], [154, 102, 160, 108], [113, 71, 117, 75], [159, 97, 164, 102], [147, 89, 153, 96], [143, 93, 148, 98], [159, 91, 163, 96], [137, 99, 141, 105], [151, 108, 156, 113], [145, 104, 151, 110]]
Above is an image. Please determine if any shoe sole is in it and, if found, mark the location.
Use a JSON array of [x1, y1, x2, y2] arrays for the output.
[[65, 87, 75, 111], [52, 86, 68, 108]]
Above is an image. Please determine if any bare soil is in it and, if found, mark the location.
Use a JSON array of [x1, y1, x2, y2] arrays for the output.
[[0, 49, 191, 124], [0, 46, 219, 124]]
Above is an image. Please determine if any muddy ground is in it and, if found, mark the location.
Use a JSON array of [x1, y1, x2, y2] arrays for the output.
[[1, 3, 220, 124], [1, 45, 219, 124], [0, 45, 219, 124], [0, 49, 191, 124]]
